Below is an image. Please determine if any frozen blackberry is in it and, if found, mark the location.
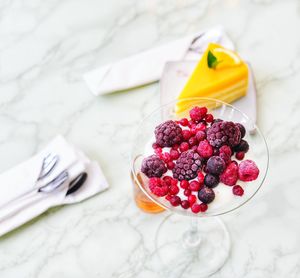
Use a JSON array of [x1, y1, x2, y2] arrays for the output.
[[207, 121, 241, 148], [172, 150, 202, 181], [198, 187, 215, 204], [234, 139, 249, 153], [236, 123, 246, 138], [154, 120, 183, 147], [141, 155, 167, 178], [207, 156, 226, 175], [204, 174, 219, 188]]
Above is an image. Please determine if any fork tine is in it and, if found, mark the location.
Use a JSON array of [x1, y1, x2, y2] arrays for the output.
[[38, 153, 59, 180]]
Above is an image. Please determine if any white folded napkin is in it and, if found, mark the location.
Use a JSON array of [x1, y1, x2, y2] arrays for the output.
[[83, 26, 234, 96], [0, 135, 109, 237]]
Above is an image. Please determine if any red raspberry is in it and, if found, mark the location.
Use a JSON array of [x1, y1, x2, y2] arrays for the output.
[[181, 200, 190, 209], [179, 118, 189, 126], [170, 196, 181, 206], [220, 162, 239, 186], [189, 181, 201, 191], [180, 180, 189, 189], [188, 136, 198, 147], [154, 147, 162, 155], [219, 145, 232, 157], [167, 161, 175, 170], [238, 160, 259, 182], [219, 152, 231, 165], [199, 203, 208, 212], [163, 176, 173, 185], [191, 203, 201, 213], [190, 106, 207, 122], [149, 178, 169, 197], [232, 185, 244, 196], [152, 186, 168, 197], [196, 131, 206, 142], [184, 189, 191, 196], [188, 194, 196, 204], [236, 151, 245, 160], [197, 171, 205, 184], [182, 130, 192, 141], [197, 140, 213, 158], [169, 184, 179, 195], [179, 142, 189, 152], [170, 149, 179, 160], [149, 177, 161, 188], [205, 114, 214, 123]]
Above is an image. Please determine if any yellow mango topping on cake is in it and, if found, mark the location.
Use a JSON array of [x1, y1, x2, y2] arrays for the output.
[[176, 43, 248, 114]]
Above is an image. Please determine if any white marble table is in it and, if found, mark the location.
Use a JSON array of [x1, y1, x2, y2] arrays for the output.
[[0, 0, 299, 277]]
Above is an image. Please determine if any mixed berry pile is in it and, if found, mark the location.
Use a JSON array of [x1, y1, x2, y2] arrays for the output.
[[141, 106, 259, 214]]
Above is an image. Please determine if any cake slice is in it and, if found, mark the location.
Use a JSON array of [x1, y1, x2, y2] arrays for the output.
[[176, 43, 248, 114]]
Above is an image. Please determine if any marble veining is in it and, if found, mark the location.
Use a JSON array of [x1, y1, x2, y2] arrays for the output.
[[0, 0, 299, 277]]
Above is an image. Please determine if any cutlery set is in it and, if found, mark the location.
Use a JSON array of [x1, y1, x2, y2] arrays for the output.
[[0, 153, 87, 223]]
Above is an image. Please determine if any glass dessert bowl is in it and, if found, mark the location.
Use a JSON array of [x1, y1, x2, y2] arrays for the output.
[[131, 98, 269, 277]]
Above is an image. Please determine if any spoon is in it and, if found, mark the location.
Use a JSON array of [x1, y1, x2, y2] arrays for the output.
[[66, 172, 88, 195]]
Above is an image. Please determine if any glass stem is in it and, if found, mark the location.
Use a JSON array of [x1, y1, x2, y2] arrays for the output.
[[183, 217, 202, 249]]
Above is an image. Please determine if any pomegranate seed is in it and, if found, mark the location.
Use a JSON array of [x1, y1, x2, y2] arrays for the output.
[[236, 151, 245, 160], [205, 114, 214, 123], [232, 185, 244, 196], [181, 200, 190, 209], [189, 181, 201, 191], [179, 118, 189, 126], [199, 203, 208, 212], [179, 142, 189, 152], [184, 189, 191, 196], [188, 194, 197, 204], [197, 172, 205, 184], [180, 180, 189, 189], [191, 203, 201, 213], [170, 149, 180, 160]]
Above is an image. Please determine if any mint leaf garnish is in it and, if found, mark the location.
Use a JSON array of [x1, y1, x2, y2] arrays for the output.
[[207, 50, 222, 69]]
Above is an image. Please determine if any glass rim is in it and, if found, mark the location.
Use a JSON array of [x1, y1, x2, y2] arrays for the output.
[[130, 97, 269, 217]]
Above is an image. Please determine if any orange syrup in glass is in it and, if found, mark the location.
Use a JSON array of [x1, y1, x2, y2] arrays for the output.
[[131, 172, 165, 214]]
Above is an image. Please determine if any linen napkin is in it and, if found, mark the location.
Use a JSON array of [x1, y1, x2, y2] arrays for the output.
[[83, 26, 234, 96], [0, 135, 109, 237]]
